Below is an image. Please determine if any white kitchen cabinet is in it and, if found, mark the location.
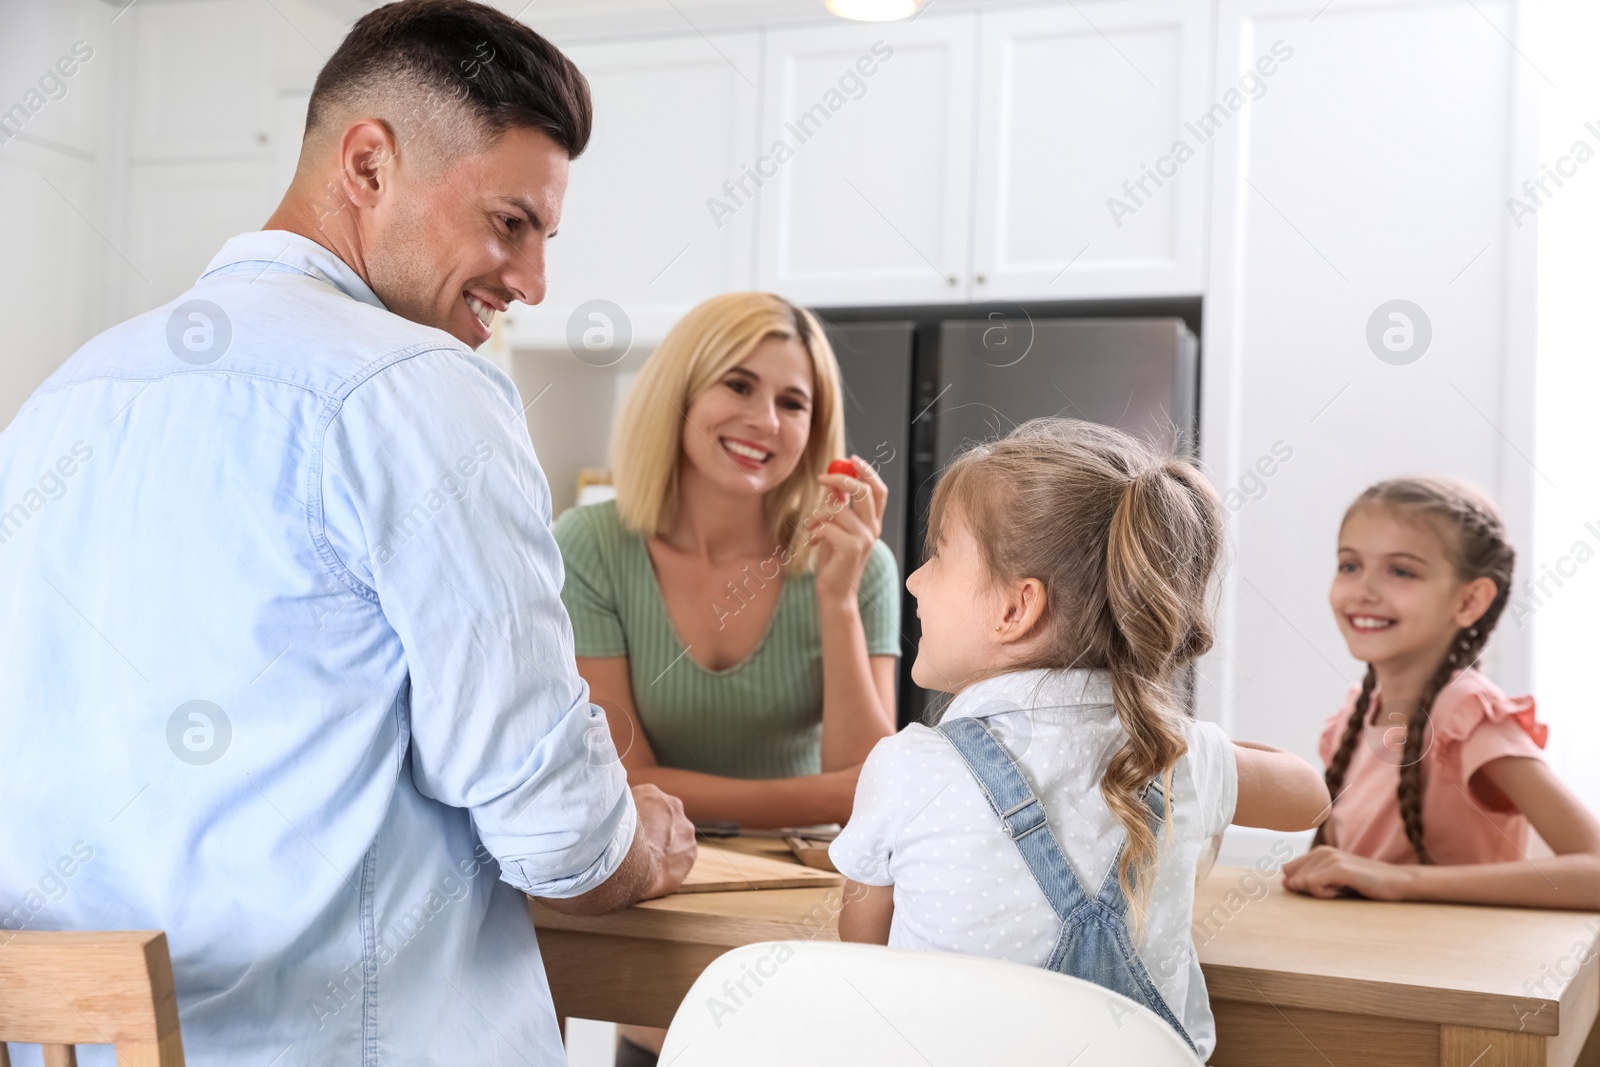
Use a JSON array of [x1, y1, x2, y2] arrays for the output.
[[0, 142, 103, 426], [123, 158, 280, 315], [0, 0, 120, 428], [970, 2, 1212, 299], [0, 0, 108, 157], [110, 0, 296, 319], [754, 16, 977, 306], [1196, 0, 1532, 752], [130, 0, 276, 160], [512, 6, 1217, 319], [501, 33, 762, 350]]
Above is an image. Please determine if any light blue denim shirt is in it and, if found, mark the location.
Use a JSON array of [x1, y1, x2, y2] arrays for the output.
[[0, 231, 635, 1066]]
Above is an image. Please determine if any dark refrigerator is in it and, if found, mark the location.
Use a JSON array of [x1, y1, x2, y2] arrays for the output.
[[820, 304, 1200, 726]]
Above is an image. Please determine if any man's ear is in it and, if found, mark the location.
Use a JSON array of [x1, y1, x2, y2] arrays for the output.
[[996, 577, 1047, 645], [336, 119, 401, 211]]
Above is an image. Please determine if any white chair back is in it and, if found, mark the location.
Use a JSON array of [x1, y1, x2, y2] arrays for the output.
[[658, 940, 1202, 1067]]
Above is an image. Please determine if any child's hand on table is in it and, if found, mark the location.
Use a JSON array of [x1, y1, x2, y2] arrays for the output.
[[1281, 845, 1412, 901]]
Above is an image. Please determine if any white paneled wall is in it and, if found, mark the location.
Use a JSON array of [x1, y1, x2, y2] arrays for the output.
[[116, 0, 285, 320], [0, 0, 116, 430], [1196, 0, 1535, 756], [510, 346, 650, 515], [0, 0, 348, 430], [127, 0, 277, 158], [1527, 0, 1600, 818], [971, 2, 1212, 297], [122, 158, 279, 304], [755, 18, 976, 304], [505, 34, 763, 348]]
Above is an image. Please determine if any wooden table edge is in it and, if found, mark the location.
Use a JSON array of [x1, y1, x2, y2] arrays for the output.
[[528, 890, 843, 949], [531, 855, 1600, 1055], [1202, 962, 1568, 1038]]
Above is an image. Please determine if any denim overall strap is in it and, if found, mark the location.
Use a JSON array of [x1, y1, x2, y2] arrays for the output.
[[937, 716, 1198, 1054], [1094, 780, 1169, 914], [935, 716, 1090, 921]]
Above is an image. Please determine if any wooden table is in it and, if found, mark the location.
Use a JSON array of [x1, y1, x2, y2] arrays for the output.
[[531, 841, 1600, 1066], [1194, 866, 1600, 1066], [532, 839, 840, 1032]]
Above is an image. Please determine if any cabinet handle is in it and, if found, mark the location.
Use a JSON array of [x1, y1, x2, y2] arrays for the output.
[[256, 133, 269, 145], [946, 275, 958, 287], [975, 274, 987, 285]]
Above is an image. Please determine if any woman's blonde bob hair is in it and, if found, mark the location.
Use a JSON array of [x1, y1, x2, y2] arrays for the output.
[[610, 292, 846, 571]]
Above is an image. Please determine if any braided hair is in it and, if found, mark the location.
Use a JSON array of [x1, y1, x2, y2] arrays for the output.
[[1316, 478, 1515, 863]]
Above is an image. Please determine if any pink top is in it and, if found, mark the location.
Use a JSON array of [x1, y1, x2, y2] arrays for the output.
[[1318, 668, 1547, 865]]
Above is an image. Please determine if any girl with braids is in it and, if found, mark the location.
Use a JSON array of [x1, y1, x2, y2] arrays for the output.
[[831, 418, 1329, 1060], [1282, 477, 1600, 909]]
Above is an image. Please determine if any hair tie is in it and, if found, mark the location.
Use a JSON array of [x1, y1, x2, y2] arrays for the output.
[[1125, 467, 1160, 496]]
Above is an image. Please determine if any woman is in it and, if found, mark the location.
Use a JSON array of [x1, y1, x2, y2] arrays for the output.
[[551, 292, 901, 1065]]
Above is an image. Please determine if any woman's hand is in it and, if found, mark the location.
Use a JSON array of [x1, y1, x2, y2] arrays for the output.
[[1281, 845, 1414, 901], [806, 454, 889, 604]]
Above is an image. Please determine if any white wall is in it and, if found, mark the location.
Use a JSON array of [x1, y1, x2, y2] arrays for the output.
[[0, 0, 358, 430], [0, 0, 117, 430], [1526, 0, 1600, 816], [1195, 0, 1537, 767], [510, 346, 651, 515]]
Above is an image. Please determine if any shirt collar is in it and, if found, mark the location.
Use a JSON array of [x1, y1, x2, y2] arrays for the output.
[[941, 668, 1115, 722], [199, 230, 388, 312]]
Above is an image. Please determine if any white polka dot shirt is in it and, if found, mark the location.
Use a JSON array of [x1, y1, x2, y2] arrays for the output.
[[830, 668, 1237, 1060]]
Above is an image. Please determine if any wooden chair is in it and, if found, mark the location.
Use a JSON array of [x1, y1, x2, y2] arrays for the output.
[[0, 931, 184, 1066]]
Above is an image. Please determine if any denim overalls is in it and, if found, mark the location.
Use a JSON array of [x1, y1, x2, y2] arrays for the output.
[[937, 715, 1198, 1053]]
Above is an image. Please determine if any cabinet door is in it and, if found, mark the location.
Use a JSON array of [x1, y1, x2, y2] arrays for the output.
[[756, 17, 976, 306], [130, 0, 276, 159], [0, 142, 101, 427], [1197, 0, 1530, 743], [0, 0, 108, 156], [123, 158, 279, 316], [501, 33, 762, 350], [970, 2, 1211, 299]]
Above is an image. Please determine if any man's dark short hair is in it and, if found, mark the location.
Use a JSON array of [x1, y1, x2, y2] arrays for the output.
[[306, 0, 591, 158]]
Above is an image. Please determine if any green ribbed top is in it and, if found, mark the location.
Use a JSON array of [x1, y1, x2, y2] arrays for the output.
[[552, 500, 901, 779]]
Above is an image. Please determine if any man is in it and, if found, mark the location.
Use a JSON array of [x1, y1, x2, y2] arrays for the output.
[[0, 2, 695, 1063]]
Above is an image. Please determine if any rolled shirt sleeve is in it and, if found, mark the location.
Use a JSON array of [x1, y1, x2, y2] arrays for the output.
[[319, 345, 635, 898]]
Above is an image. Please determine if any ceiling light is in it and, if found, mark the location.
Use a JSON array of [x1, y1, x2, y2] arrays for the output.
[[825, 0, 926, 21]]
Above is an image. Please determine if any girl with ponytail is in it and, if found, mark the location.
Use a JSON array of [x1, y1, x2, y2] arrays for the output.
[[831, 418, 1329, 1062], [1282, 478, 1600, 909]]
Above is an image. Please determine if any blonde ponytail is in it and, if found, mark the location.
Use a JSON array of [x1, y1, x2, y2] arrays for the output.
[[925, 422, 1224, 936], [1104, 465, 1218, 931]]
